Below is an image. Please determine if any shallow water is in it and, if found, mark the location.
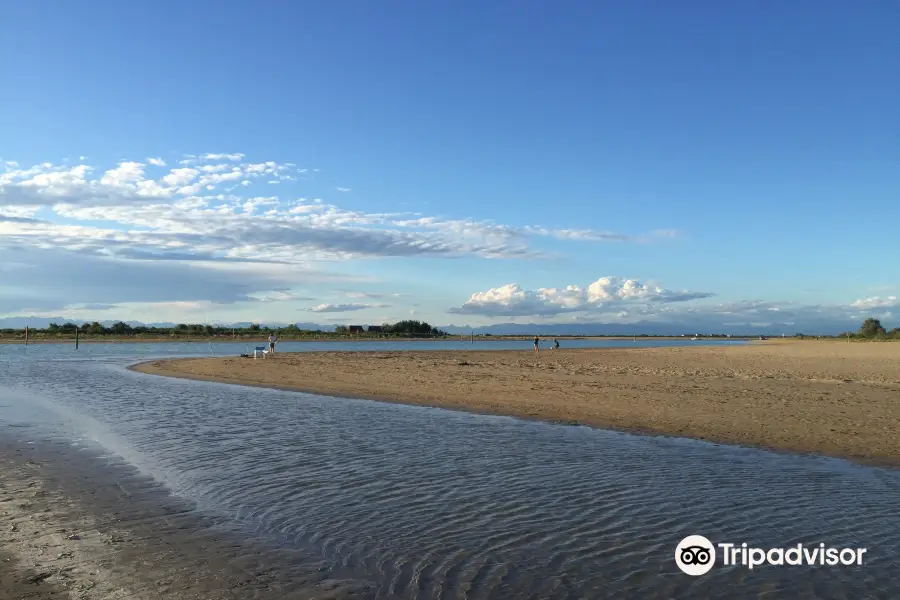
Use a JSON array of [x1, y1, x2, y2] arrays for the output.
[[1, 342, 898, 599], [0, 336, 744, 359]]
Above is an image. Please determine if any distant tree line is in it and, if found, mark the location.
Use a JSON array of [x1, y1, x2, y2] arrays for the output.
[[334, 320, 447, 337], [0, 322, 322, 339], [1, 317, 897, 340], [0, 319, 448, 339], [794, 318, 900, 340], [851, 318, 899, 339]]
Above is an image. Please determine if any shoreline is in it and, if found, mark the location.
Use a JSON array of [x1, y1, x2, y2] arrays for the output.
[[5, 336, 896, 346], [2, 335, 743, 345], [0, 434, 372, 599], [130, 343, 900, 469]]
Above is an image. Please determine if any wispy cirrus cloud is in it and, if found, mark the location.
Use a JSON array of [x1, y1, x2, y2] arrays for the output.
[[76, 303, 119, 311], [342, 291, 405, 299], [305, 303, 388, 313], [247, 290, 316, 303], [201, 153, 245, 161], [0, 155, 669, 266], [0, 246, 347, 315]]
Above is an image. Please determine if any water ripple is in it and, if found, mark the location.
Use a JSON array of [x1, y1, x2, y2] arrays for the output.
[[1, 344, 898, 598]]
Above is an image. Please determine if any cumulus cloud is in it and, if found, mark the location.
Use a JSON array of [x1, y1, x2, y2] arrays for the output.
[[449, 277, 714, 317], [305, 303, 387, 313], [147, 157, 166, 167], [850, 296, 899, 309], [444, 285, 898, 334]]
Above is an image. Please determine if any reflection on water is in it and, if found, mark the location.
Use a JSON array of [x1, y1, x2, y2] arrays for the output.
[[1, 343, 898, 599]]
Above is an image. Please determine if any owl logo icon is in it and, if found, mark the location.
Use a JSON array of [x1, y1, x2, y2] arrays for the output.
[[675, 535, 716, 575]]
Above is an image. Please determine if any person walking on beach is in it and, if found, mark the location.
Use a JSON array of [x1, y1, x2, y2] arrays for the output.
[[533, 336, 540, 352], [553, 339, 559, 350], [268, 332, 277, 354]]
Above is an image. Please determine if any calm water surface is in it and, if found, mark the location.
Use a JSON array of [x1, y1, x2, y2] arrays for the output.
[[0, 341, 897, 599], [1, 336, 745, 358]]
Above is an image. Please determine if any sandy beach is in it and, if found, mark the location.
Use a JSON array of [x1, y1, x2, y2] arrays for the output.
[[133, 341, 900, 467], [0, 437, 372, 600]]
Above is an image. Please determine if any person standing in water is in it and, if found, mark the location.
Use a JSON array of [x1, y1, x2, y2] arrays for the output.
[[533, 336, 540, 352], [553, 339, 559, 350], [268, 332, 277, 354]]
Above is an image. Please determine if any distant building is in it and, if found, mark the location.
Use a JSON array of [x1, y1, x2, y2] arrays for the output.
[[348, 325, 365, 334], [367, 325, 383, 333]]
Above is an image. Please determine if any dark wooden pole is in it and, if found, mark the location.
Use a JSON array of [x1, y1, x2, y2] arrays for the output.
[[24, 326, 28, 346], [75, 326, 79, 350]]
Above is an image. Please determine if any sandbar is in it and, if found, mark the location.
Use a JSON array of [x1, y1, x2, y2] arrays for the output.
[[131, 341, 900, 468]]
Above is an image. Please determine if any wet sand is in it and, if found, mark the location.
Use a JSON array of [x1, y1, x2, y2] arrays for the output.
[[0, 437, 374, 600], [132, 341, 900, 467]]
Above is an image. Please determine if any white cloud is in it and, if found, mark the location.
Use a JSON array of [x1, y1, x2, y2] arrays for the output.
[[2, 156, 610, 260], [162, 167, 199, 187], [524, 227, 630, 242], [202, 153, 245, 161], [305, 303, 387, 313], [100, 161, 146, 187], [336, 187, 351, 192], [443, 287, 899, 334], [0, 153, 681, 316], [198, 164, 230, 174], [394, 218, 674, 246], [247, 290, 314, 303], [343, 291, 402, 299], [850, 296, 898, 309], [0, 203, 41, 219], [449, 277, 714, 317]]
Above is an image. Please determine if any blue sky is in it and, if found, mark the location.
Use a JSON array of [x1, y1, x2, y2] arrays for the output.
[[1, 1, 898, 332]]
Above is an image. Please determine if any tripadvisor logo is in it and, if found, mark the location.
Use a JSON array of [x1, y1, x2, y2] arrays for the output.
[[675, 535, 716, 575], [675, 535, 867, 575]]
